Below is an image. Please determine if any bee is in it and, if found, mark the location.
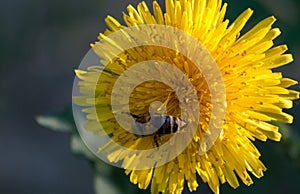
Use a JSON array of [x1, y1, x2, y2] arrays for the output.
[[129, 112, 188, 147]]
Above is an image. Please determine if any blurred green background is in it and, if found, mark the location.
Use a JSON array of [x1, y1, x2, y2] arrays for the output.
[[0, 0, 299, 193]]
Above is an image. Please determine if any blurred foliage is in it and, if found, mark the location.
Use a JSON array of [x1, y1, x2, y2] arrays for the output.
[[281, 124, 300, 171], [36, 106, 74, 132], [37, 106, 149, 194]]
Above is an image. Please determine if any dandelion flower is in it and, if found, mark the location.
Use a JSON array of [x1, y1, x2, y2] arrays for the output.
[[73, 0, 299, 193]]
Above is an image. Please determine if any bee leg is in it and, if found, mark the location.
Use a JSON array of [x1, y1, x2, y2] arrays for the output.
[[153, 134, 163, 148], [153, 135, 159, 148]]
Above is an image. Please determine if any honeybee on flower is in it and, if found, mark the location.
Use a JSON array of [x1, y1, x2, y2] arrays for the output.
[[73, 0, 299, 193]]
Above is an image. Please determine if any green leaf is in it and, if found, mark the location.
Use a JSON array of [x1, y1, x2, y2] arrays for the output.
[[94, 169, 123, 194], [92, 161, 150, 194], [280, 123, 300, 171], [70, 132, 96, 160], [37, 106, 150, 193], [36, 105, 75, 132]]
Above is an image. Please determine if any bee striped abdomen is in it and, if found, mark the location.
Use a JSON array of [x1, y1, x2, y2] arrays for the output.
[[128, 112, 187, 147], [129, 113, 187, 136], [157, 116, 180, 135]]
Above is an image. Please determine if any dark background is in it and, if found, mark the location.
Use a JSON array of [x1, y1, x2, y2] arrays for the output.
[[0, 0, 299, 193]]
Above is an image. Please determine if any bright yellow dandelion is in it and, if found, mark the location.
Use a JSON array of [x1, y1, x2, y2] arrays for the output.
[[73, 0, 299, 193]]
